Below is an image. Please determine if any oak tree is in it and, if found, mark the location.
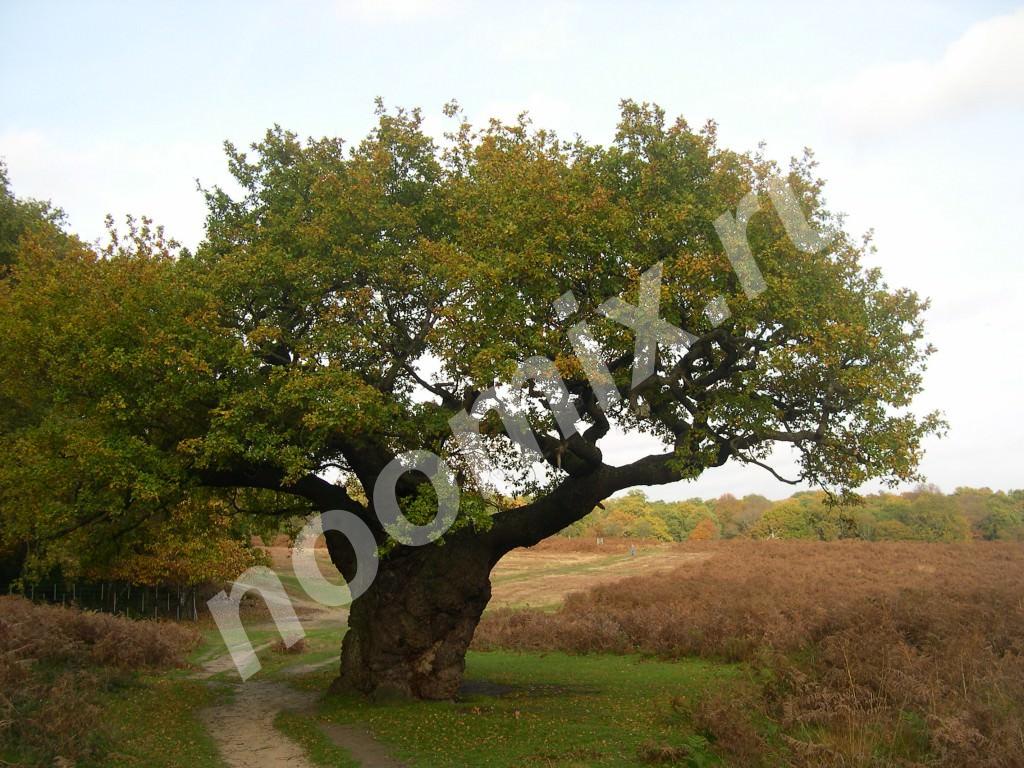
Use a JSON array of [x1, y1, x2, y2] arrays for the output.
[[0, 102, 940, 698]]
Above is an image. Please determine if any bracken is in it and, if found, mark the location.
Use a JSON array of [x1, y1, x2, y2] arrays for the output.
[[475, 540, 1024, 767], [0, 596, 200, 766]]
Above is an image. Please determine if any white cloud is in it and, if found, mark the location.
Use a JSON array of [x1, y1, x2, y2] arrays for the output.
[[824, 8, 1024, 134]]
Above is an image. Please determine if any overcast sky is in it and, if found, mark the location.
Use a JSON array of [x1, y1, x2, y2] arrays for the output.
[[1, 1, 1021, 500]]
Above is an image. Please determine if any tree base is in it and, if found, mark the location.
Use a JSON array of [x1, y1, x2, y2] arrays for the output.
[[331, 539, 494, 700]]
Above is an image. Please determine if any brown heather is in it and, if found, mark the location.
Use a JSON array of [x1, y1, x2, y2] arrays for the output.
[[0, 596, 200, 765], [475, 540, 1024, 767]]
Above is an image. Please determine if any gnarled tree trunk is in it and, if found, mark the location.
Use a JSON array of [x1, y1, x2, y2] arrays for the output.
[[322, 465, 632, 699], [326, 532, 499, 700]]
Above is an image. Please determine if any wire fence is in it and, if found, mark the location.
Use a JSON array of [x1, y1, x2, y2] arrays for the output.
[[11, 579, 202, 621]]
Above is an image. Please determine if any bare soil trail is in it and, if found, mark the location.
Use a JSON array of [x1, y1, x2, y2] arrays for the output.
[[200, 680, 318, 768], [195, 621, 405, 768]]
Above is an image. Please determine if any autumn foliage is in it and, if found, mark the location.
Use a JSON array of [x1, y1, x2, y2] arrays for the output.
[[686, 517, 718, 541], [565, 486, 1024, 543]]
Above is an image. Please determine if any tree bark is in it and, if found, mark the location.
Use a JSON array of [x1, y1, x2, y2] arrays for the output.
[[327, 533, 498, 700]]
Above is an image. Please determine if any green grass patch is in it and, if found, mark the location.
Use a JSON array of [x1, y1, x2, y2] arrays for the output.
[[255, 625, 343, 679], [185, 621, 343, 682], [275, 709, 359, 767], [85, 676, 225, 768], [292, 650, 748, 767]]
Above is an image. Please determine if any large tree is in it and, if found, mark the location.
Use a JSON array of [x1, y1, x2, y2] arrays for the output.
[[0, 102, 940, 698]]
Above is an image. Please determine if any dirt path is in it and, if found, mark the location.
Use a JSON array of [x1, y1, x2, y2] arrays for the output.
[[196, 640, 406, 768], [201, 680, 318, 768]]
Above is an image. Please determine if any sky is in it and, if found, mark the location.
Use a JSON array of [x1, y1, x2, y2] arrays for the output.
[[1, 1, 1022, 500]]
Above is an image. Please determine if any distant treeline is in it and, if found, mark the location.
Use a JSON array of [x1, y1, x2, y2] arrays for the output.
[[562, 485, 1024, 542]]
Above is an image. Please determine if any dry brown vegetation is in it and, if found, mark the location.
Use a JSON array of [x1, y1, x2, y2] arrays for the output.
[[0, 596, 199, 765], [272, 636, 307, 654], [475, 540, 1024, 767]]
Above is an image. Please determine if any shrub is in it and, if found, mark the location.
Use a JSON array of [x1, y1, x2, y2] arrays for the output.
[[0, 597, 199, 765]]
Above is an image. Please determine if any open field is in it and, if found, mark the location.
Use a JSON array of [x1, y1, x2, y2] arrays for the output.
[[478, 540, 1024, 767], [489, 541, 710, 610], [4, 539, 1024, 767], [258, 538, 706, 614]]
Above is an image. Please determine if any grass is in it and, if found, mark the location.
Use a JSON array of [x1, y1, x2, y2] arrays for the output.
[[255, 624, 342, 677], [87, 677, 225, 768], [273, 568, 351, 605], [489, 552, 637, 586], [0, 668, 226, 768], [275, 710, 360, 767], [0, 596, 203, 767], [183, 615, 342, 679], [287, 650, 751, 767]]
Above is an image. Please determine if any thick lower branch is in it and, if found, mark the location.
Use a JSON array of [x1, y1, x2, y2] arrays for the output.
[[197, 465, 377, 530]]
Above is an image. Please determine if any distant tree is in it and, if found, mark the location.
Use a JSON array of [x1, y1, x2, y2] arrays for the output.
[[909, 482, 944, 497], [871, 518, 917, 541], [586, 507, 630, 538], [628, 514, 673, 541], [738, 495, 772, 534], [950, 487, 996, 535], [748, 494, 858, 540], [713, 494, 743, 536], [688, 516, 719, 541], [847, 505, 881, 540], [750, 500, 816, 539], [0, 161, 79, 277], [613, 490, 653, 517], [976, 494, 1024, 541], [660, 500, 710, 540], [576, 487, 1013, 544], [897, 492, 969, 541], [714, 493, 775, 537]]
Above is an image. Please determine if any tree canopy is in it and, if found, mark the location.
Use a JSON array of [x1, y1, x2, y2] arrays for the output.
[[0, 101, 942, 580]]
